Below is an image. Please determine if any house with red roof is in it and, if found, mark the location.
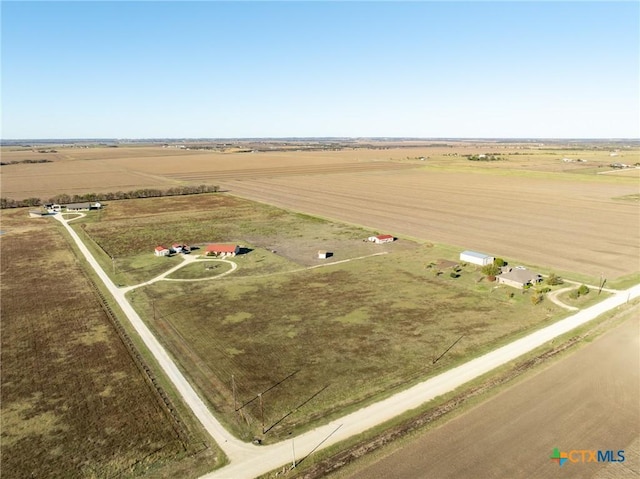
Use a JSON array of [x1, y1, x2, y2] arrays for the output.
[[205, 244, 240, 257], [367, 234, 395, 244]]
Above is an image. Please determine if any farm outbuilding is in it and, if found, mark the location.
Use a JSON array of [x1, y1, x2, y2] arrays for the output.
[[205, 244, 240, 257], [154, 246, 170, 257], [460, 250, 494, 266], [172, 244, 190, 254], [65, 202, 102, 212], [368, 234, 394, 244], [317, 250, 332, 259]]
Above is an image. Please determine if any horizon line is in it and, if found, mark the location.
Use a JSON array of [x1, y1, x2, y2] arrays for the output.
[[3, 137, 640, 143]]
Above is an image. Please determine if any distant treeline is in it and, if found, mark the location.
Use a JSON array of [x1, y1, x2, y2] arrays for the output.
[[0, 159, 53, 166], [0, 184, 220, 209]]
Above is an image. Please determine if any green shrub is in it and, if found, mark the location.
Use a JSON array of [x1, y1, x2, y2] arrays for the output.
[[577, 284, 590, 296], [481, 263, 501, 276], [546, 273, 563, 285]]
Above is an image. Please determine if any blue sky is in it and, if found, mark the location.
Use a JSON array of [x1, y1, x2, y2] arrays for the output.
[[2, 1, 639, 139]]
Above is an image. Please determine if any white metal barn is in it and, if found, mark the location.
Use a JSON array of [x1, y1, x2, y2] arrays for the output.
[[460, 250, 494, 266]]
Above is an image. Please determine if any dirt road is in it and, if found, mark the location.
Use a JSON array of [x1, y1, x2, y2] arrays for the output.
[[348, 309, 639, 479], [53, 213, 640, 479]]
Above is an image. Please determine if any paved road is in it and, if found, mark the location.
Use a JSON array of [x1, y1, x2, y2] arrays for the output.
[[53, 214, 640, 479]]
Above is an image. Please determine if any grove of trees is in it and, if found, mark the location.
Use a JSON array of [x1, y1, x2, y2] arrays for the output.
[[0, 184, 220, 209]]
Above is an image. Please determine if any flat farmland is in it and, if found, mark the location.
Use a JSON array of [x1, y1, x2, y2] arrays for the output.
[[345, 306, 640, 479], [0, 209, 220, 478], [5, 142, 635, 201], [71, 194, 566, 443], [71, 194, 568, 444], [0, 145, 421, 200], [136, 247, 563, 444], [0, 158, 175, 200], [221, 167, 639, 279]]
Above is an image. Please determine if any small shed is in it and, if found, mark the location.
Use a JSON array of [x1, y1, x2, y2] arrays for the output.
[[460, 250, 494, 266], [317, 250, 332, 259], [368, 234, 394, 244], [154, 246, 170, 257], [205, 244, 240, 257]]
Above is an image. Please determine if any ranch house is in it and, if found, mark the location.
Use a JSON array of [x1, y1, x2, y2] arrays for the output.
[[368, 234, 394, 244], [154, 246, 170, 257], [497, 267, 543, 289], [205, 244, 240, 257], [460, 250, 494, 266]]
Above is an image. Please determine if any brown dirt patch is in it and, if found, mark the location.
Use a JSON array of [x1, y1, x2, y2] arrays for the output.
[[222, 168, 639, 278]]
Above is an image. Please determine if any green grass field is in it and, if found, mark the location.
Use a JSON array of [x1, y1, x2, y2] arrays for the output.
[[71, 194, 399, 286], [71, 194, 593, 444], [166, 259, 234, 279], [127, 249, 563, 443]]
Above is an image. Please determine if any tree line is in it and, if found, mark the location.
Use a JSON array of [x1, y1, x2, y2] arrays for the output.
[[0, 184, 220, 209], [0, 159, 53, 166]]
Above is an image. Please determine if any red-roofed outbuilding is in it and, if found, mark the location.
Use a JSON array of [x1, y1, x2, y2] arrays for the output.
[[367, 234, 395, 244], [154, 245, 170, 256]]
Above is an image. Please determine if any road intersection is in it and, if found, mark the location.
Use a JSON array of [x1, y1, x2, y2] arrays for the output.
[[54, 213, 640, 479]]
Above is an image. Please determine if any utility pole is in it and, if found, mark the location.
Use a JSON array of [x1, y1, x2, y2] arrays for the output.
[[152, 300, 156, 320], [232, 374, 237, 411], [259, 393, 264, 434], [292, 436, 296, 468]]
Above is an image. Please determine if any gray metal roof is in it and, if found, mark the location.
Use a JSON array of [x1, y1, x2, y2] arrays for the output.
[[461, 250, 492, 259]]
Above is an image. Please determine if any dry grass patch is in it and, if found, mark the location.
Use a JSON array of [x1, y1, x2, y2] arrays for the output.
[[133, 242, 563, 443], [0, 210, 219, 478]]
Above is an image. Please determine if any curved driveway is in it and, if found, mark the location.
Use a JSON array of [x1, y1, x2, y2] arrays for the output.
[[53, 214, 640, 479]]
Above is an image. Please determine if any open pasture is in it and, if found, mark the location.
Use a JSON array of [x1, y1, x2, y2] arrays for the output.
[[135, 243, 562, 443], [74, 193, 402, 286], [222, 166, 639, 280], [0, 209, 216, 478], [72, 193, 565, 442]]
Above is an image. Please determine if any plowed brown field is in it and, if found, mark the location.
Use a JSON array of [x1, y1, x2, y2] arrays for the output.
[[221, 169, 639, 279], [2, 143, 638, 279]]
